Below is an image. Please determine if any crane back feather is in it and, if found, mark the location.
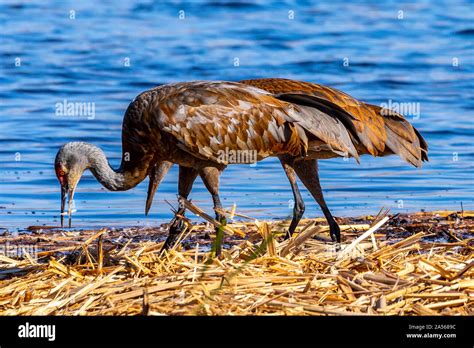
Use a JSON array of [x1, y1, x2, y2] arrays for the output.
[[123, 81, 364, 167]]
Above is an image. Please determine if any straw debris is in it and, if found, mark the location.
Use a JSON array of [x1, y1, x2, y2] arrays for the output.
[[0, 207, 472, 315]]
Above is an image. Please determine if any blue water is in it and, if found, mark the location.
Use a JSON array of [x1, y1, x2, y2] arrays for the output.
[[1, 0, 473, 230]]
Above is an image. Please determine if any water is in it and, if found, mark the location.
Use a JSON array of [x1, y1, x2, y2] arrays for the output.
[[1, 0, 473, 231]]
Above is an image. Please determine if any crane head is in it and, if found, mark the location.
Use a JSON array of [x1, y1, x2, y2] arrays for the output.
[[54, 142, 89, 228]]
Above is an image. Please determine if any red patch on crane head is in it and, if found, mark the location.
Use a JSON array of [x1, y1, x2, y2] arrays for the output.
[[55, 163, 67, 186]]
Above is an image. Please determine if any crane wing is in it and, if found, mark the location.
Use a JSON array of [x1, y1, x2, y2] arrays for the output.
[[241, 78, 428, 167], [139, 81, 359, 164]]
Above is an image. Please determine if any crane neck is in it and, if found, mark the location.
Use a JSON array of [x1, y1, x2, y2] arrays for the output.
[[83, 143, 150, 191]]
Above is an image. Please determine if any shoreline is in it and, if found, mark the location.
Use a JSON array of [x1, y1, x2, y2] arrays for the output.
[[0, 209, 472, 316]]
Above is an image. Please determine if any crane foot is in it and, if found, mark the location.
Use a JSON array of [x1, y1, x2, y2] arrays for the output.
[[329, 222, 341, 244], [160, 217, 186, 254]]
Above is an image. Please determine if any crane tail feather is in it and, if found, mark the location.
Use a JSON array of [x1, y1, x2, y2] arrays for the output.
[[274, 92, 428, 167], [367, 104, 429, 167]]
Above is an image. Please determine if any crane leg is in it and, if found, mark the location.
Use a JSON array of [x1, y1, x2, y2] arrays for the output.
[[292, 159, 341, 243], [161, 166, 198, 252], [145, 161, 173, 215], [279, 156, 305, 240], [199, 166, 226, 256]]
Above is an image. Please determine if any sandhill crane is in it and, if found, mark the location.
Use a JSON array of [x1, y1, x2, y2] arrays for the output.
[[55, 78, 428, 253]]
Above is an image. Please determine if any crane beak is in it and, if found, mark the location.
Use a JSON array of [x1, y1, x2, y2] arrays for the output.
[[60, 182, 77, 229], [67, 186, 76, 228], [60, 184, 67, 228], [145, 176, 159, 216], [145, 161, 173, 216]]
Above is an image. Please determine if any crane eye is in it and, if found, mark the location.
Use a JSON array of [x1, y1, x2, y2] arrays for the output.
[[59, 170, 65, 176]]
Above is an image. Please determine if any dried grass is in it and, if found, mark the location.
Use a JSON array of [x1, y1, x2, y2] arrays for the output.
[[0, 205, 472, 316]]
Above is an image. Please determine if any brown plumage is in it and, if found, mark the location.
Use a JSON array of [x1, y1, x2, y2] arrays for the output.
[[124, 81, 361, 165], [241, 78, 428, 166], [55, 78, 428, 252]]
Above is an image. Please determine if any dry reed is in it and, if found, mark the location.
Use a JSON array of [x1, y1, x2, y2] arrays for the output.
[[0, 204, 472, 316]]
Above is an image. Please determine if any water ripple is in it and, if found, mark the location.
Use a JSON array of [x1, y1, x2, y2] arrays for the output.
[[0, 0, 473, 230]]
